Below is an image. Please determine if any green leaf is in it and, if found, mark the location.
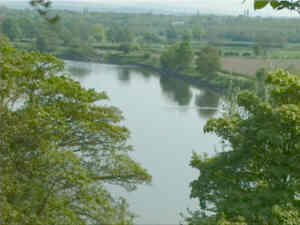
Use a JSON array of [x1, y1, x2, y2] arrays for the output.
[[270, 0, 280, 9], [254, 0, 269, 9]]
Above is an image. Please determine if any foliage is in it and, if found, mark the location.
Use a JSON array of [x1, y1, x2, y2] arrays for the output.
[[36, 34, 48, 52], [3, 7, 300, 59], [191, 24, 206, 41], [166, 25, 178, 42], [160, 40, 194, 72], [92, 24, 106, 42], [253, 32, 286, 56], [35, 30, 60, 53], [254, 0, 300, 11], [107, 26, 134, 43], [196, 46, 221, 76], [182, 29, 193, 42], [2, 17, 22, 41], [255, 68, 267, 99], [30, 0, 59, 23], [189, 70, 300, 225], [0, 39, 151, 224], [119, 43, 140, 54]]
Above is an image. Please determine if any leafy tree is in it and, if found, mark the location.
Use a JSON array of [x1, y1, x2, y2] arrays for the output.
[[30, 0, 59, 23], [166, 25, 178, 42], [92, 24, 106, 42], [119, 42, 140, 55], [252, 43, 261, 56], [0, 39, 151, 224], [253, 32, 286, 56], [196, 46, 221, 76], [177, 41, 194, 71], [36, 34, 48, 52], [78, 19, 91, 41], [160, 40, 194, 72], [18, 17, 39, 39], [107, 26, 133, 43], [35, 31, 59, 53], [142, 32, 164, 44], [254, 0, 300, 11], [255, 68, 267, 99], [191, 24, 206, 41], [189, 70, 300, 225], [58, 27, 73, 46], [2, 17, 22, 41], [182, 29, 193, 42], [119, 43, 133, 54]]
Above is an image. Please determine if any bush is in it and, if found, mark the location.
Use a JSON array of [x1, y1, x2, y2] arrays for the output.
[[242, 52, 251, 57], [224, 51, 240, 56]]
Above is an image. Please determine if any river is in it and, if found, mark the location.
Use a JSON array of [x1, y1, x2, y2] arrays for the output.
[[67, 61, 222, 225]]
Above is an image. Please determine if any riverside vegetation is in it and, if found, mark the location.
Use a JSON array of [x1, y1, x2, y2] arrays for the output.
[[2, 0, 300, 224], [0, 38, 151, 224], [2, 5, 300, 92]]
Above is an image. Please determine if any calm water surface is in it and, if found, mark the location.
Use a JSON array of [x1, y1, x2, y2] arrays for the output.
[[67, 61, 221, 225]]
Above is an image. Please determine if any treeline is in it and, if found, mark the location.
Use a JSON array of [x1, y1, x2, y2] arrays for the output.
[[1, 6, 300, 49]]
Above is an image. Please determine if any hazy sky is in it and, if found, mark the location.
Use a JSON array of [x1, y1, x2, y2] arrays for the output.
[[61, 0, 300, 16], [1, 0, 299, 16]]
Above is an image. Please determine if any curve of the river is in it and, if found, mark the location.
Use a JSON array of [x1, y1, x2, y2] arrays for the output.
[[67, 61, 222, 225]]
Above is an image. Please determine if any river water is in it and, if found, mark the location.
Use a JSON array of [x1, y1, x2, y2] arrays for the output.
[[67, 61, 222, 225]]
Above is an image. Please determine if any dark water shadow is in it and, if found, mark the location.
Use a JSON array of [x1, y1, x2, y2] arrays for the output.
[[117, 67, 131, 85], [67, 64, 92, 79], [160, 76, 192, 106], [195, 90, 220, 119]]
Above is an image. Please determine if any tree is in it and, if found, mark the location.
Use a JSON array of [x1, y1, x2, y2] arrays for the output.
[[191, 24, 206, 41], [30, 0, 59, 23], [253, 32, 286, 56], [58, 27, 73, 46], [188, 70, 300, 225], [196, 46, 221, 76], [18, 17, 39, 39], [166, 25, 178, 42], [119, 42, 140, 55], [35, 31, 59, 53], [254, 0, 300, 11], [92, 24, 106, 42], [177, 41, 194, 71], [182, 29, 193, 42], [0, 39, 151, 224], [160, 40, 194, 73], [252, 43, 261, 56], [2, 17, 22, 41], [107, 26, 133, 43], [255, 68, 267, 99], [142, 32, 164, 44], [119, 43, 133, 54], [36, 34, 48, 52]]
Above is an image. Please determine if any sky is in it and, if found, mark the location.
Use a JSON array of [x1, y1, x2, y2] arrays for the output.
[[60, 0, 298, 16], [1, 0, 299, 16]]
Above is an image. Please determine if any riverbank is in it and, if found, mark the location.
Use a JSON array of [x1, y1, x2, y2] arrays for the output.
[[60, 53, 256, 94]]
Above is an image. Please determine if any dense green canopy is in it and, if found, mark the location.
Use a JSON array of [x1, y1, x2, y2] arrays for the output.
[[189, 70, 300, 225], [0, 39, 151, 224]]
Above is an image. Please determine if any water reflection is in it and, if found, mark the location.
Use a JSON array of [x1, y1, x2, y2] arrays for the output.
[[195, 90, 220, 119], [65, 61, 222, 224], [137, 69, 152, 81], [117, 67, 131, 84], [67, 64, 92, 78], [160, 76, 192, 106]]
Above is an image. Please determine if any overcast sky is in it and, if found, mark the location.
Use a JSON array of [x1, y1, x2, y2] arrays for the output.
[[60, 0, 300, 16], [1, 0, 299, 16]]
